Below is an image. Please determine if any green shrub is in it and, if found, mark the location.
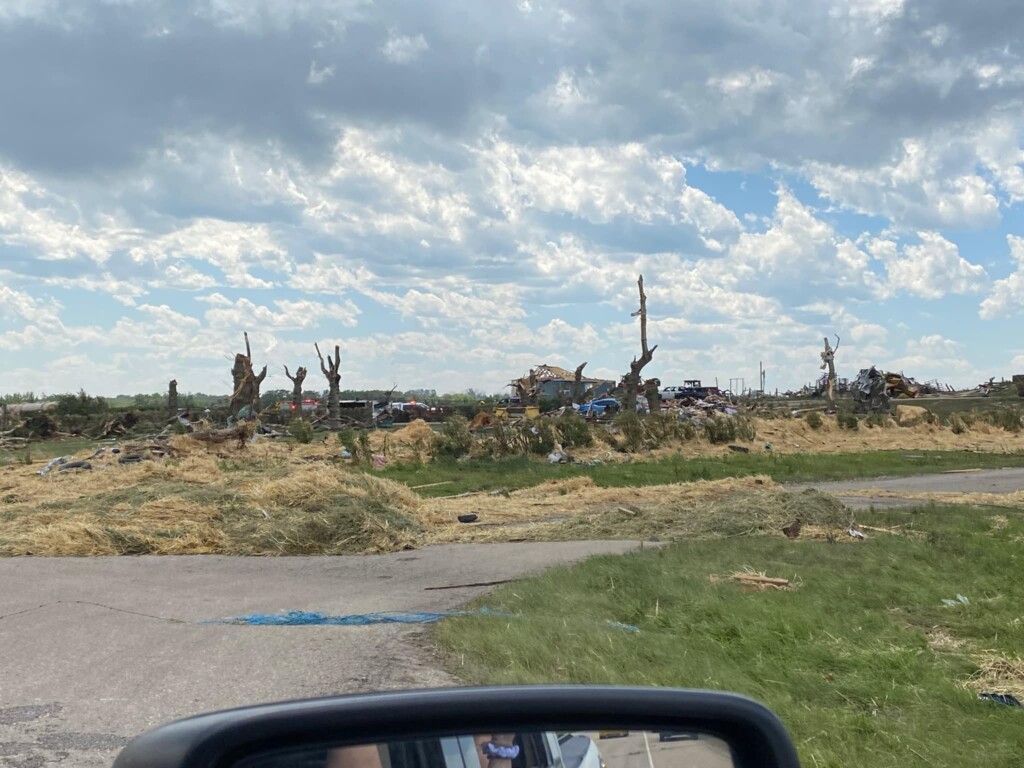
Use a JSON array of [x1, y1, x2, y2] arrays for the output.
[[355, 431, 371, 463], [556, 412, 593, 448], [645, 413, 697, 444], [287, 419, 314, 444], [837, 413, 859, 430], [703, 415, 756, 444], [865, 412, 890, 428], [433, 416, 473, 458], [337, 428, 356, 451], [614, 412, 646, 452], [805, 411, 823, 429], [523, 417, 559, 455], [984, 408, 1023, 433], [949, 414, 968, 435]]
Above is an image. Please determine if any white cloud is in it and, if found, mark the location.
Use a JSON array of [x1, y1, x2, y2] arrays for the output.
[[545, 68, 594, 110], [980, 235, 1024, 319], [807, 137, 1002, 229], [881, 231, 988, 299], [479, 140, 742, 247], [726, 187, 882, 295], [127, 219, 288, 288], [380, 30, 429, 64], [203, 296, 361, 330], [307, 61, 335, 85]]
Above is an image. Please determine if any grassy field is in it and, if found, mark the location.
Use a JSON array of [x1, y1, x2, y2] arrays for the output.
[[382, 450, 1024, 497], [0, 437, 103, 464], [436, 504, 1024, 767]]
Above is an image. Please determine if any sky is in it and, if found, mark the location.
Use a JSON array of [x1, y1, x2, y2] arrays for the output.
[[1, 0, 1024, 398]]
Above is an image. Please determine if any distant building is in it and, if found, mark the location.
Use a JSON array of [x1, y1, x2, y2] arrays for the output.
[[512, 364, 615, 402]]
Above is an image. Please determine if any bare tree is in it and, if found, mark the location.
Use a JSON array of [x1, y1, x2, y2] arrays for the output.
[[229, 332, 266, 419], [525, 368, 540, 407], [573, 362, 588, 404], [820, 334, 840, 413], [283, 365, 308, 414], [622, 275, 658, 414], [168, 379, 178, 418], [315, 343, 342, 428]]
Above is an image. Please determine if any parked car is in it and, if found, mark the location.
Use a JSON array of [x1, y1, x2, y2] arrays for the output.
[[558, 733, 605, 768], [576, 397, 620, 416]]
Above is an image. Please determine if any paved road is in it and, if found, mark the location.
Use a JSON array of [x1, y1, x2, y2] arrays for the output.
[[0, 541, 646, 768], [585, 732, 733, 768], [788, 467, 1024, 508]]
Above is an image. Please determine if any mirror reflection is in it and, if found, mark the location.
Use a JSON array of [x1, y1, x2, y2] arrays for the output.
[[237, 730, 734, 768]]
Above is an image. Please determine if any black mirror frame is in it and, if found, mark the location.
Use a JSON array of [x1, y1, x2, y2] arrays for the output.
[[113, 686, 801, 768]]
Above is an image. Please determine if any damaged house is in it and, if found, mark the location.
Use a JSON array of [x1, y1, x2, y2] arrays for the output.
[[512, 364, 615, 403]]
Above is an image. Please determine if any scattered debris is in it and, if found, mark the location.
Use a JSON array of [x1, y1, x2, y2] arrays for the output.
[[716, 573, 794, 593], [424, 579, 517, 591], [457, 514, 479, 524], [978, 693, 1022, 708], [37, 456, 71, 476], [941, 594, 971, 607], [782, 520, 802, 539], [727, 444, 750, 453], [606, 620, 640, 633], [846, 527, 867, 539], [57, 461, 93, 473]]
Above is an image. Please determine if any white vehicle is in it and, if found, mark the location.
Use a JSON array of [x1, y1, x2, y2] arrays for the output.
[[558, 734, 605, 768]]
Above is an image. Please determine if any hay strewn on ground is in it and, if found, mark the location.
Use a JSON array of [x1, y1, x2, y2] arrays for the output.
[[0, 429, 862, 555], [359, 415, 1024, 464]]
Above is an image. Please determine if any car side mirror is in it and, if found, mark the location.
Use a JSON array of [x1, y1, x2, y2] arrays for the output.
[[112, 686, 800, 768]]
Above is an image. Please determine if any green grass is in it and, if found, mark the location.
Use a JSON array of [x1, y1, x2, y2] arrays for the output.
[[437, 504, 1024, 767], [0, 437, 101, 464], [382, 451, 1024, 497]]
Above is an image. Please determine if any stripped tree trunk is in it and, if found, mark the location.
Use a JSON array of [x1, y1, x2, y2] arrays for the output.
[[573, 362, 588, 404], [229, 332, 266, 420], [644, 377, 662, 415], [284, 365, 308, 415], [820, 335, 839, 413], [622, 275, 658, 414], [316, 343, 342, 428], [168, 380, 178, 419]]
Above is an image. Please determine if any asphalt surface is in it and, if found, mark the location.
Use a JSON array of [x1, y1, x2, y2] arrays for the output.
[[585, 732, 733, 768], [787, 466, 1024, 508], [0, 541, 645, 768]]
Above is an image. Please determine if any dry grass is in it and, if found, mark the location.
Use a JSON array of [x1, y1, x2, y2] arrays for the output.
[[838, 488, 1024, 509], [5, 415, 1017, 556], [0, 432, 857, 555], [422, 481, 853, 546], [963, 653, 1024, 700]]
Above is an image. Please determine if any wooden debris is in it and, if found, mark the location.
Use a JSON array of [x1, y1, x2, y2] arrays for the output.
[[711, 571, 795, 591]]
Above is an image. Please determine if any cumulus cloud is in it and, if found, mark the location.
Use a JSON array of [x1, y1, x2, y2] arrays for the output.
[[380, 30, 429, 64], [979, 235, 1024, 318], [880, 231, 988, 299], [1, 0, 1023, 394]]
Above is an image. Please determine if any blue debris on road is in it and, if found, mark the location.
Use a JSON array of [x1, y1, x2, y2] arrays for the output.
[[212, 610, 467, 626]]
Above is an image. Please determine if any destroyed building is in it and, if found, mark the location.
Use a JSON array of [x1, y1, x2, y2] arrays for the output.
[[512, 364, 614, 402]]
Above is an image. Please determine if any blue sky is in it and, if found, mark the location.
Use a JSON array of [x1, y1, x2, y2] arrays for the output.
[[2, 0, 1024, 397]]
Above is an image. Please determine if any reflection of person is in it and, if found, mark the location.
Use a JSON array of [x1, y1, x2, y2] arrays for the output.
[[474, 734, 520, 768], [326, 744, 384, 768]]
